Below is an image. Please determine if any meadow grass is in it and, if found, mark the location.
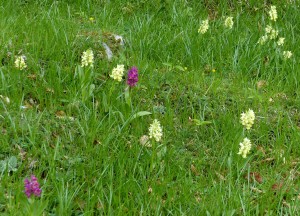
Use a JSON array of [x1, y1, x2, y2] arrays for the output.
[[0, 0, 299, 215]]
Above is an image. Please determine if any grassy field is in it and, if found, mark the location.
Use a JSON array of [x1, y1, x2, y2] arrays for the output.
[[0, 0, 300, 215]]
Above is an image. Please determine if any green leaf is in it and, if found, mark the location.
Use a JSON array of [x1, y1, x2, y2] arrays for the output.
[[162, 62, 172, 67], [124, 87, 131, 106], [74, 65, 83, 79], [192, 119, 212, 126], [89, 84, 95, 96], [0, 160, 6, 173], [131, 111, 152, 120], [7, 156, 18, 172], [59, 99, 70, 103], [175, 65, 185, 71], [157, 146, 167, 160], [120, 111, 152, 132]]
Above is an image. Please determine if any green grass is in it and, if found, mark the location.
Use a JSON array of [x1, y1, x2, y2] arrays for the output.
[[0, 0, 299, 215]]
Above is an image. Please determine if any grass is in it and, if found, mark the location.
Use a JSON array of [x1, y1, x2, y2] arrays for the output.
[[0, 0, 299, 215]]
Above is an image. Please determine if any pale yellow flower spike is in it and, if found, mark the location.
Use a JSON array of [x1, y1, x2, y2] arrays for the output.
[[238, 138, 252, 158], [269, 5, 278, 22], [283, 51, 292, 59], [269, 29, 278, 40], [81, 49, 94, 67], [224, 17, 234, 29], [258, 35, 268, 45], [263, 25, 278, 40], [149, 119, 163, 142], [110, 64, 125, 82], [277, 37, 285, 46], [198, 19, 209, 34], [15, 56, 27, 70], [240, 109, 255, 130]]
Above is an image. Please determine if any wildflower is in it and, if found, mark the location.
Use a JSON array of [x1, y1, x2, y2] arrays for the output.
[[149, 119, 163, 142], [258, 35, 268, 44], [15, 56, 27, 70], [269, 29, 278, 39], [277, 37, 285, 46], [283, 51, 292, 59], [263, 25, 278, 40], [238, 138, 252, 158], [198, 19, 209, 34], [240, 109, 255, 130], [110, 64, 124, 82], [269, 5, 278, 21], [24, 175, 42, 198], [127, 66, 138, 87], [265, 25, 273, 34], [139, 135, 151, 147], [89, 17, 95, 22], [224, 16, 234, 29], [81, 49, 94, 67]]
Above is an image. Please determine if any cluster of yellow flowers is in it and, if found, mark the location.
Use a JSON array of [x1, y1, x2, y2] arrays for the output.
[[277, 37, 285, 46], [265, 25, 279, 40], [14, 55, 27, 70], [81, 48, 163, 145], [238, 109, 255, 158], [258, 5, 293, 60], [198, 19, 209, 34], [81, 50, 163, 143], [148, 119, 163, 142], [198, 16, 234, 34], [240, 109, 255, 130], [269, 5, 278, 21], [81, 49, 94, 67], [110, 64, 125, 82], [224, 17, 234, 29], [238, 138, 252, 158], [283, 51, 293, 59], [257, 35, 268, 45], [139, 119, 164, 147], [258, 25, 278, 44]]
